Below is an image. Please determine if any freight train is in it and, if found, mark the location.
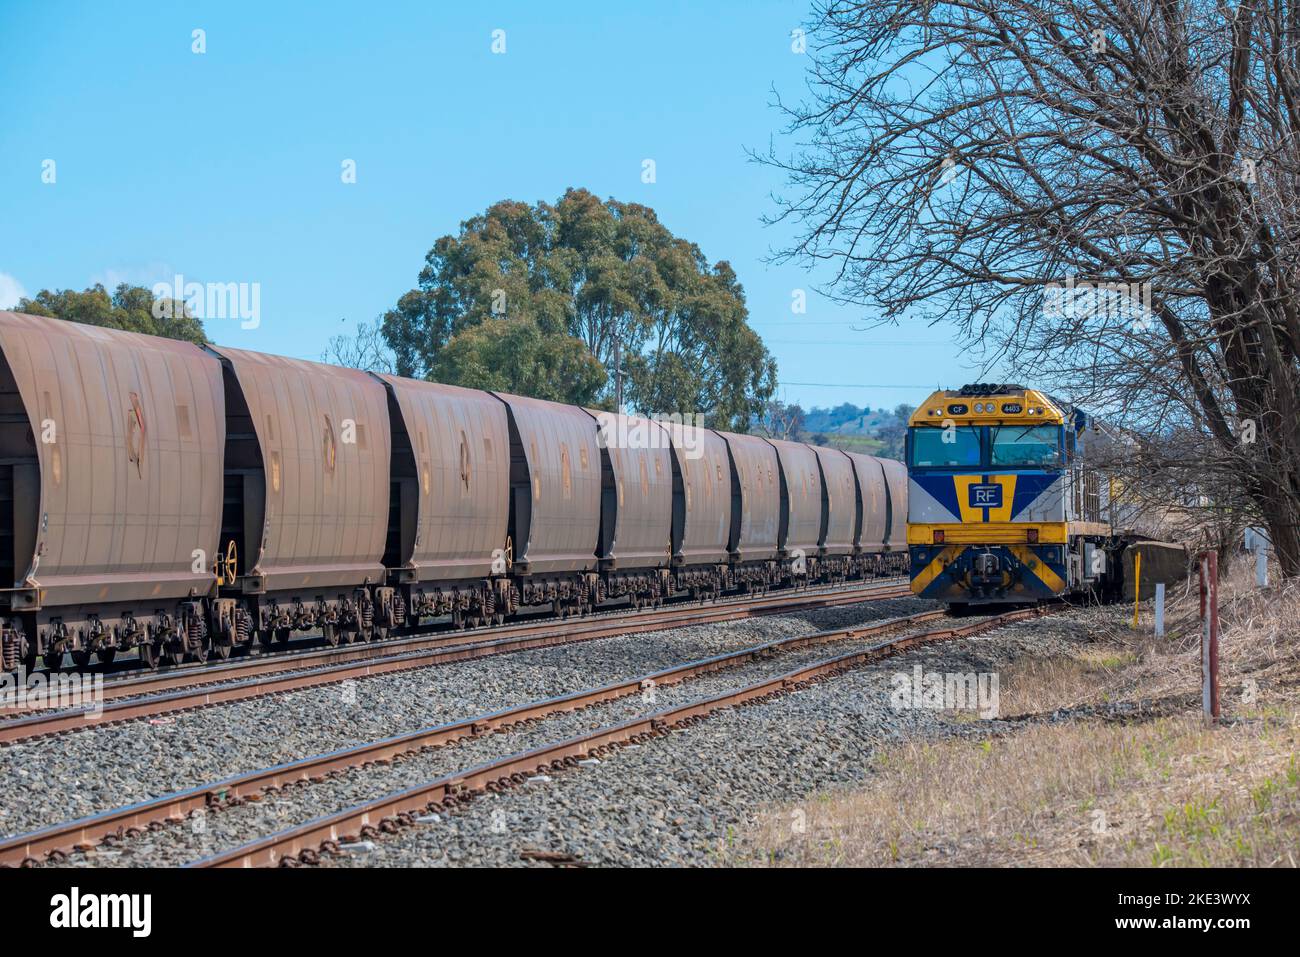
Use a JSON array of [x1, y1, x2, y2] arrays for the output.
[[906, 384, 1131, 609], [0, 311, 907, 672]]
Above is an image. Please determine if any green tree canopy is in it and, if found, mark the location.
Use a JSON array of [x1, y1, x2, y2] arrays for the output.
[[382, 188, 776, 427], [16, 283, 208, 344], [431, 317, 606, 405]]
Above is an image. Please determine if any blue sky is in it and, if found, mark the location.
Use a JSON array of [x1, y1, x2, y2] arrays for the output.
[[0, 0, 987, 413]]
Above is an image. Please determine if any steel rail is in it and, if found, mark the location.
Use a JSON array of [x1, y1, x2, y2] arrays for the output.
[[0, 607, 944, 866], [0, 581, 911, 745], [193, 606, 1046, 868]]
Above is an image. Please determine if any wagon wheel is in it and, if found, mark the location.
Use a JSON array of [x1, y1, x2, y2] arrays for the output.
[[257, 629, 275, 651], [138, 642, 161, 671], [373, 624, 390, 642], [42, 651, 63, 672], [321, 622, 340, 647], [164, 641, 186, 667], [71, 649, 93, 670], [274, 626, 292, 645], [211, 622, 234, 660], [97, 647, 116, 667], [187, 638, 208, 665]]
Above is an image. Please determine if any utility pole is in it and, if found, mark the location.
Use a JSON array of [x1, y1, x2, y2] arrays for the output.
[[613, 333, 623, 410]]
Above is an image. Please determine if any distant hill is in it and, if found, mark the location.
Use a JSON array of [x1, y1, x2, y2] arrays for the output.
[[751, 401, 914, 461]]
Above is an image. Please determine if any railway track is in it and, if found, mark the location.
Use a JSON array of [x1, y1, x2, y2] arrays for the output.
[[0, 579, 911, 745], [0, 604, 1042, 867], [200, 605, 1047, 868]]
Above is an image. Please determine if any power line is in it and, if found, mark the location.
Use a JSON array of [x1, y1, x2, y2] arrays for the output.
[[763, 339, 952, 347], [780, 381, 935, 389]]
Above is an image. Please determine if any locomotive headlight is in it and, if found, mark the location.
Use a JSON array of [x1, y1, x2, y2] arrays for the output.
[[1026, 528, 1039, 543], [933, 530, 945, 544]]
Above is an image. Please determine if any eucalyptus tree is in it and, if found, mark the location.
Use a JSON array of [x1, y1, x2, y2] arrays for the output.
[[382, 188, 776, 427]]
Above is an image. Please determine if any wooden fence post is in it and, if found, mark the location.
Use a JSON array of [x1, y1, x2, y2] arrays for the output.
[[1198, 551, 1220, 722]]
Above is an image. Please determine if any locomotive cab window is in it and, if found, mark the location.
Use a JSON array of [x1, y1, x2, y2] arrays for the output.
[[990, 424, 1062, 467], [909, 426, 980, 468]]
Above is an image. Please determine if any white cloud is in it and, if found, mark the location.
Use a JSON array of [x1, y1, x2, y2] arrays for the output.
[[0, 273, 28, 310]]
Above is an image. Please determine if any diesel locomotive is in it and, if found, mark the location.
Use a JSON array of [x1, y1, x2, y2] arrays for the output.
[[0, 311, 907, 672], [906, 384, 1130, 608]]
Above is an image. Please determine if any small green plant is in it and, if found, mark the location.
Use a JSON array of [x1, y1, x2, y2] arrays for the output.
[[1251, 778, 1278, 813]]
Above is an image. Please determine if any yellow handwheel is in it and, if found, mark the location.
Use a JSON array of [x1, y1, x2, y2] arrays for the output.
[[219, 539, 238, 585]]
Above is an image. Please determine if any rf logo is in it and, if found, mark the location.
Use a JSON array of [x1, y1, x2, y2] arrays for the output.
[[969, 483, 1002, 509]]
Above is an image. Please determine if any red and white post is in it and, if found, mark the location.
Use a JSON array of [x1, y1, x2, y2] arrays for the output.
[[1198, 550, 1220, 722]]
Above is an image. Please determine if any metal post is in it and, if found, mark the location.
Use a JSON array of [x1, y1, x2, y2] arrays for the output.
[[1199, 551, 1220, 722], [613, 334, 623, 411], [1256, 545, 1268, 588], [1154, 582, 1165, 638], [1131, 550, 1142, 628]]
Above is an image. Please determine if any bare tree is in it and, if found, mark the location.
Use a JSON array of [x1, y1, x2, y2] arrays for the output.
[[755, 399, 806, 439], [764, 0, 1300, 576], [323, 318, 396, 374]]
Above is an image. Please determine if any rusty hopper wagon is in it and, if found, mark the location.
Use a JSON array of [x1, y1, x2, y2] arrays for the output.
[[0, 311, 908, 672]]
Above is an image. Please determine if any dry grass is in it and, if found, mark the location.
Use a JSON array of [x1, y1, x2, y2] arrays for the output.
[[728, 558, 1300, 868]]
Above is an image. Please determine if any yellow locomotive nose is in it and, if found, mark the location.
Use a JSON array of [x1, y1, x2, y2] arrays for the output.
[[905, 384, 1114, 608]]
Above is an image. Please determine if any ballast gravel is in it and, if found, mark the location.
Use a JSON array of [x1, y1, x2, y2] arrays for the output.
[[319, 608, 1108, 868], [0, 595, 936, 840], [44, 604, 1108, 867]]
